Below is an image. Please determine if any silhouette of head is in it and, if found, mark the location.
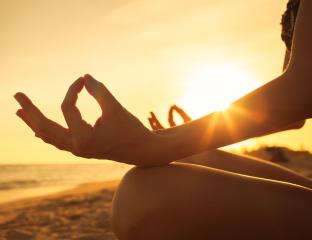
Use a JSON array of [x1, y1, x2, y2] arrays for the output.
[[281, 0, 300, 51]]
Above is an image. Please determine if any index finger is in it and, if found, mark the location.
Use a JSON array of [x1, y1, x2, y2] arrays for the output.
[[61, 77, 85, 133], [168, 106, 176, 127], [172, 105, 192, 122]]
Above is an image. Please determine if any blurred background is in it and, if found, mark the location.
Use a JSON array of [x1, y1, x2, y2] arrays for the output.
[[1, 0, 312, 200], [1, 2, 312, 240]]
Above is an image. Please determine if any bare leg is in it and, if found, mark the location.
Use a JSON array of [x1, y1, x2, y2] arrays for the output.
[[177, 150, 312, 189], [112, 162, 312, 240]]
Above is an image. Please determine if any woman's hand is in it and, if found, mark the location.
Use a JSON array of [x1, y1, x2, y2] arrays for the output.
[[14, 74, 163, 165], [171, 105, 192, 123], [148, 105, 192, 131]]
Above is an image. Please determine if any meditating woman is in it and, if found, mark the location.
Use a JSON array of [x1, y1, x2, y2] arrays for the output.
[[14, 0, 312, 239]]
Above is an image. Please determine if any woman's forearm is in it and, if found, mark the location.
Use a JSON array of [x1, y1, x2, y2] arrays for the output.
[[149, 0, 312, 165], [157, 71, 311, 162]]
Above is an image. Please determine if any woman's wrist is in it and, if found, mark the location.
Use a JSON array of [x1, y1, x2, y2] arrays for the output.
[[141, 130, 185, 166], [143, 131, 174, 166], [150, 128, 197, 165]]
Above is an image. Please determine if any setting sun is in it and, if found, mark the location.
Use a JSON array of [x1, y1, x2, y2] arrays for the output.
[[181, 64, 260, 118]]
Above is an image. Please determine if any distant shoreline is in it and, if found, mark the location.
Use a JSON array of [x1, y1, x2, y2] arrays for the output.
[[0, 163, 130, 204]]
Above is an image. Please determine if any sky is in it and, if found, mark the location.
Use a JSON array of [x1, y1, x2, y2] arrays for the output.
[[1, 0, 311, 164]]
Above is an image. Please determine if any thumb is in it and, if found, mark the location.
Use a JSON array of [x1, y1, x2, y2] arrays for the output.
[[83, 74, 121, 112]]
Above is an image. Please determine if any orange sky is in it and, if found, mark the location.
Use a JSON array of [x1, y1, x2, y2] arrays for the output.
[[1, 0, 311, 164]]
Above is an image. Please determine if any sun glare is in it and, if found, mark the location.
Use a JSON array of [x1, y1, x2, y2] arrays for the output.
[[181, 64, 260, 118]]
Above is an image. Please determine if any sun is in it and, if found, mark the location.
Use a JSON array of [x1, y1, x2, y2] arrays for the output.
[[180, 64, 260, 118]]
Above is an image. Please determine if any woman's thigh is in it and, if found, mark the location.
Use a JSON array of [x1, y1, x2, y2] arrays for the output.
[[177, 150, 312, 188], [111, 162, 312, 240]]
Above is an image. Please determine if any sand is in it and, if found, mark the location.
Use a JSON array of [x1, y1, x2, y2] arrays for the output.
[[0, 181, 120, 240]]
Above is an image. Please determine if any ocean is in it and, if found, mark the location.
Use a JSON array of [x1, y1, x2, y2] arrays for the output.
[[0, 163, 131, 204]]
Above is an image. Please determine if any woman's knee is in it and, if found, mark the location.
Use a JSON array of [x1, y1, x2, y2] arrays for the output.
[[111, 165, 171, 240]]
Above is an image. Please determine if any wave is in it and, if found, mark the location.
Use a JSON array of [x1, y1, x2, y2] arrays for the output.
[[0, 179, 57, 190], [0, 163, 129, 192], [0, 180, 42, 190]]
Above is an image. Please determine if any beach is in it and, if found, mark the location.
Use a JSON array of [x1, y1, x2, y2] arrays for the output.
[[0, 181, 119, 240], [1, 148, 312, 240]]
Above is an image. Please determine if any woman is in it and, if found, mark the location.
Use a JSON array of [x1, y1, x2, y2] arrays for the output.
[[14, 0, 312, 239]]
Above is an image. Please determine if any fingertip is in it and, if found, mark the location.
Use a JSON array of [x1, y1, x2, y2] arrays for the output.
[[77, 76, 84, 84], [65, 79, 84, 102], [83, 74, 94, 81], [71, 77, 84, 88], [14, 92, 32, 106], [76, 77, 84, 91], [16, 109, 29, 124], [84, 73, 90, 78], [84, 74, 97, 92], [14, 92, 25, 101], [84, 81, 94, 96], [14, 92, 20, 99], [16, 109, 24, 117]]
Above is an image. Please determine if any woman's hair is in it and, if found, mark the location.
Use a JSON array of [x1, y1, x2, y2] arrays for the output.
[[281, 0, 301, 51]]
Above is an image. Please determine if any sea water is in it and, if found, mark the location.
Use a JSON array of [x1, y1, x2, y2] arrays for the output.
[[0, 163, 130, 204]]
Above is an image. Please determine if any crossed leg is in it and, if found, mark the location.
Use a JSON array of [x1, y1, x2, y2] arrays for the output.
[[111, 151, 312, 240], [177, 150, 312, 189]]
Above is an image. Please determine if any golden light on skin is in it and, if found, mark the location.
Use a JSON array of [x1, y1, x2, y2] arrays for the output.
[[199, 111, 239, 150], [180, 64, 261, 119], [222, 110, 239, 140], [200, 111, 220, 150]]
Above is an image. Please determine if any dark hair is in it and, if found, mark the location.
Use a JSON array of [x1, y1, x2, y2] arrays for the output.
[[281, 0, 301, 51]]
